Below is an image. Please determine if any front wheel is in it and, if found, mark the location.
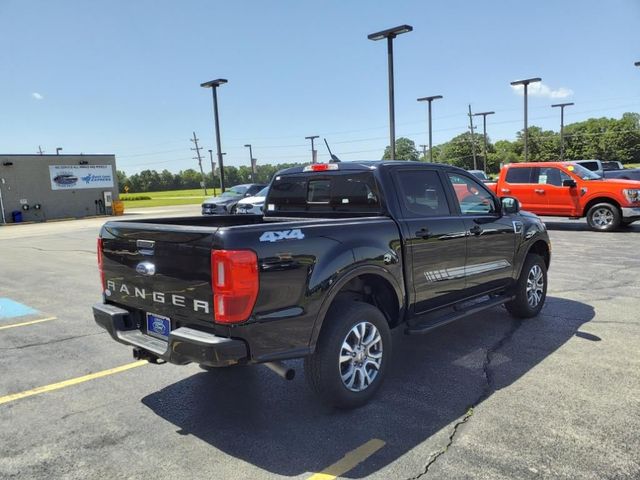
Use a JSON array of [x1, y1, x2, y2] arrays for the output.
[[586, 203, 621, 231], [505, 254, 547, 318], [304, 301, 391, 409]]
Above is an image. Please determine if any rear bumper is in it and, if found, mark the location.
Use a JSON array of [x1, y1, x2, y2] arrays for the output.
[[93, 303, 248, 367], [621, 207, 640, 222]]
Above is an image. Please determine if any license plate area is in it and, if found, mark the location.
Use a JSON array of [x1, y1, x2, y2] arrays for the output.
[[146, 312, 171, 340]]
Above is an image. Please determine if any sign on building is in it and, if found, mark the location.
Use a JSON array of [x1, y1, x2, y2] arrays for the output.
[[49, 165, 114, 190]]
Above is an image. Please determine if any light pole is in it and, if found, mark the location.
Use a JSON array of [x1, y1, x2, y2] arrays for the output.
[[551, 102, 574, 161], [208, 149, 217, 193], [201, 78, 228, 192], [472, 111, 495, 172], [305, 135, 319, 163], [417, 95, 442, 163], [244, 144, 256, 182], [510, 77, 541, 161], [368, 25, 413, 160]]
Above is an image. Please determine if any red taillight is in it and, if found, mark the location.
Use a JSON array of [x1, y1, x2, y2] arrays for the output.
[[97, 238, 105, 290], [211, 250, 259, 324]]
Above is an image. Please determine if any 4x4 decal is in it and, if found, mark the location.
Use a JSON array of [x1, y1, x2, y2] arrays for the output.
[[259, 229, 305, 242]]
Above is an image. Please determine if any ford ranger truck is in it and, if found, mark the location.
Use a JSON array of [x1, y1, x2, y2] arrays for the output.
[[488, 161, 640, 231], [94, 161, 551, 408]]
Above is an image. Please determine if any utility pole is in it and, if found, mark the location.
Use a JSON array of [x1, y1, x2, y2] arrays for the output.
[[305, 135, 319, 163], [551, 102, 574, 161], [472, 111, 495, 172], [419, 144, 427, 161], [190, 132, 208, 195], [38, 146, 44, 155], [467, 105, 477, 170]]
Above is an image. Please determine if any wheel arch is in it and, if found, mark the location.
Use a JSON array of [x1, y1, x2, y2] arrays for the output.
[[309, 266, 405, 351], [582, 196, 621, 216]]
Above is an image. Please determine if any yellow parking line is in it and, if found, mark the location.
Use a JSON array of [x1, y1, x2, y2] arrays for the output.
[[0, 361, 147, 406], [0, 317, 57, 330], [307, 439, 386, 480]]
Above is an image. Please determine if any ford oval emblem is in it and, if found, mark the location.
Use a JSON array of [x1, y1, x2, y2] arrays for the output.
[[136, 262, 156, 276], [152, 319, 165, 334]]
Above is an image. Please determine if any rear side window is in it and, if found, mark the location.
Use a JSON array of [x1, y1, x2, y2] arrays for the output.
[[396, 170, 450, 217], [579, 161, 599, 172], [505, 167, 534, 184], [267, 171, 381, 215]]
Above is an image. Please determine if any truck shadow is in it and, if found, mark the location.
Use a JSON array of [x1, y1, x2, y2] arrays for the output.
[[141, 296, 594, 478], [542, 219, 640, 232]]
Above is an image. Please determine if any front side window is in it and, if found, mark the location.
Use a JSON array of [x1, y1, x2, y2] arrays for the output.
[[447, 173, 497, 215], [396, 170, 450, 217], [537, 167, 570, 187]]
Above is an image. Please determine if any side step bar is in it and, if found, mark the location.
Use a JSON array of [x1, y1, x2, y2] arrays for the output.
[[405, 295, 514, 335]]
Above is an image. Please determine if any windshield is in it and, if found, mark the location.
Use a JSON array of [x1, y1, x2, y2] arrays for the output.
[[565, 163, 602, 180], [221, 186, 248, 197]]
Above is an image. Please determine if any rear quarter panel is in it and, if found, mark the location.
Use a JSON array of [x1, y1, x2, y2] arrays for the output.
[[218, 217, 403, 361]]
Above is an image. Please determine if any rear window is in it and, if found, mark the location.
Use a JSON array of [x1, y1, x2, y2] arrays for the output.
[[266, 171, 382, 216], [505, 167, 534, 183]]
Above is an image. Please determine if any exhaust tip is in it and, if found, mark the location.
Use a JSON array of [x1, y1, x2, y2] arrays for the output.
[[264, 361, 295, 381]]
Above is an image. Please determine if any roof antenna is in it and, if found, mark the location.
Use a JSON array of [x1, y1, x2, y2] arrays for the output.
[[324, 138, 341, 163]]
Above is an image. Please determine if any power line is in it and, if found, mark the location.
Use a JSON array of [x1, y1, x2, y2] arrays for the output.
[[190, 132, 208, 195]]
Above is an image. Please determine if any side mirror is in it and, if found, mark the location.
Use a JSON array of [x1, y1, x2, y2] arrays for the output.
[[501, 196, 520, 215], [245, 192, 252, 197], [562, 179, 577, 188]]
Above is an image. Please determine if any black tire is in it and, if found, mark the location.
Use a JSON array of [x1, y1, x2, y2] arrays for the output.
[[304, 301, 391, 409], [586, 202, 621, 231], [505, 254, 547, 319]]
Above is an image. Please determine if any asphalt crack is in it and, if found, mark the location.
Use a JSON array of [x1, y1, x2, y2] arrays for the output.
[[0, 331, 105, 351], [409, 318, 524, 479]]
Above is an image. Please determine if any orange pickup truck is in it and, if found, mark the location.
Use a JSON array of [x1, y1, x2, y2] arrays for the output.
[[487, 162, 640, 231]]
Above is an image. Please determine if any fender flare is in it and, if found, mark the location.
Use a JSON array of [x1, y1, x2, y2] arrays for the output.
[[308, 264, 405, 350]]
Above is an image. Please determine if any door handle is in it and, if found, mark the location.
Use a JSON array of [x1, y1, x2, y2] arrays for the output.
[[415, 228, 431, 239], [534, 189, 545, 194], [469, 225, 483, 236], [501, 188, 511, 193]]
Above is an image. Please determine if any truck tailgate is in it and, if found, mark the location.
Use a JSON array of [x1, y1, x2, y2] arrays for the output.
[[101, 223, 216, 325]]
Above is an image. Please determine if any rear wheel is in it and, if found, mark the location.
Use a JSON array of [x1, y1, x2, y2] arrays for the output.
[[304, 301, 391, 409], [505, 254, 547, 318], [586, 202, 621, 231]]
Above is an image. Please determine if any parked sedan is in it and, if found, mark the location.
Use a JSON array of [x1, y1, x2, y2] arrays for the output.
[[235, 186, 269, 215], [201, 183, 266, 215]]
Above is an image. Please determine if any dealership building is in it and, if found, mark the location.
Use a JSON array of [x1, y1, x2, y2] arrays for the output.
[[0, 154, 119, 224]]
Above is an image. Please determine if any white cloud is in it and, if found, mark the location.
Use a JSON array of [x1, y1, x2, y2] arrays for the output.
[[510, 82, 573, 99], [31, 92, 44, 100]]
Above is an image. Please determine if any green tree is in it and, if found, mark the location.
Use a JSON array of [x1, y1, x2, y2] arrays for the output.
[[382, 137, 420, 161], [435, 132, 487, 170], [115, 170, 128, 192]]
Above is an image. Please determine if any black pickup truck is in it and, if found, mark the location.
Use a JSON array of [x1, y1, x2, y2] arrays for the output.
[[94, 161, 551, 408]]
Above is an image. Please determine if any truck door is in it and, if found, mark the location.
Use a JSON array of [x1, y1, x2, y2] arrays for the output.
[[500, 166, 545, 213], [445, 172, 516, 296], [536, 166, 580, 216], [392, 168, 468, 314]]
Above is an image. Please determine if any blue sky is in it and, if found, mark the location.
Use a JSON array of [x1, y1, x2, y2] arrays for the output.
[[1, 0, 639, 174]]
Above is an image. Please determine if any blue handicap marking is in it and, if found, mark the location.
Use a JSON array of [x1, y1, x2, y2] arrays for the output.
[[0, 298, 38, 319]]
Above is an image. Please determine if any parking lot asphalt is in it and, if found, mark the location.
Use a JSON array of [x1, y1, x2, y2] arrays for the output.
[[1, 207, 638, 479]]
